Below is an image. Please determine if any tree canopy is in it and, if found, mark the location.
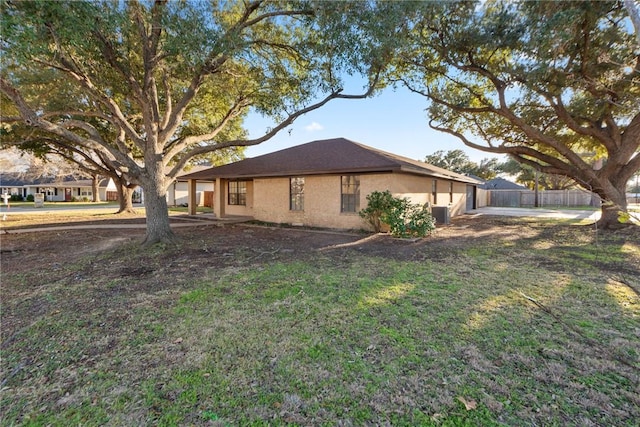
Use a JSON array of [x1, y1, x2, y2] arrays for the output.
[[424, 149, 500, 180], [1, 0, 393, 244], [395, 0, 640, 227]]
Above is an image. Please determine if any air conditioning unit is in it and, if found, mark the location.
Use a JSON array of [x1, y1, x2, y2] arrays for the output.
[[431, 206, 450, 225]]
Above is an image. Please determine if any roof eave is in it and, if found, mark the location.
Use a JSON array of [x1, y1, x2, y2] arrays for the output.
[[184, 166, 481, 185], [397, 166, 482, 184], [182, 166, 402, 181]]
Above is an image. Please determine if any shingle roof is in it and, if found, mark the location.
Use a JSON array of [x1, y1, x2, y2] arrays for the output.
[[480, 177, 527, 190], [0, 173, 25, 187], [181, 138, 481, 184], [0, 173, 109, 188]]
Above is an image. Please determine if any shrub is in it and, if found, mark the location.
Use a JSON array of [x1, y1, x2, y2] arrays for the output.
[[10, 194, 23, 202], [26, 194, 34, 202], [359, 190, 395, 232], [385, 197, 436, 238], [360, 191, 436, 238]]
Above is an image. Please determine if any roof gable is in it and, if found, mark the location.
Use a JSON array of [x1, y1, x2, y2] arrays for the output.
[[481, 177, 528, 190], [181, 138, 480, 184]]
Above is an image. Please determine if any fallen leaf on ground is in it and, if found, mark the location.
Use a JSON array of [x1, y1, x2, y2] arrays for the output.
[[457, 396, 477, 411]]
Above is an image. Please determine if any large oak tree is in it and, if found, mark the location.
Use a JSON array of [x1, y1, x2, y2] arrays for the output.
[[1, 0, 390, 244], [395, 0, 640, 228]]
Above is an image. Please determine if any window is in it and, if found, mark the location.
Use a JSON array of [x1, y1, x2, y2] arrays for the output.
[[341, 175, 360, 213], [449, 181, 453, 203], [290, 177, 304, 211], [228, 180, 246, 205], [432, 179, 437, 205]]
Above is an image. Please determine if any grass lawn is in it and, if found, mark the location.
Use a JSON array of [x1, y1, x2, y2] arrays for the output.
[[1, 216, 638, 426], [3, 201, 120, 209]]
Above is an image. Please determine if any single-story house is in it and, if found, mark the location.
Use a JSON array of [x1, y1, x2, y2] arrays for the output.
[[0, 174, 26, 198], [0, 173, 117, 202], [180, 138, 482, 230]]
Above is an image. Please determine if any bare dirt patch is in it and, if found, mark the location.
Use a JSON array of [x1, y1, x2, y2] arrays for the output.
[[2, 215, 638, 336], [1, 215, 638, 425]]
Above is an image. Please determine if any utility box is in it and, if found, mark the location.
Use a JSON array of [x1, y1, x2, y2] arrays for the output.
[[431, 206, 450, 225], [34, 193, 45, 208]]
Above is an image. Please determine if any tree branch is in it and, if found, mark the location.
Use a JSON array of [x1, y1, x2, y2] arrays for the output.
[[166, 74, 381, 178], [60, 120, 106, 145], [538, 90, 619, 150], [92, 27, 143, 101], [37, 54, 145, 147], [164, 97, 250, 162], [0, 77, 139, 174]]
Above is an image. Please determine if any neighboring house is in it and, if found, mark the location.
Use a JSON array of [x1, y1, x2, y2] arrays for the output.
[[0, 174, 25, 198], [0, 173, 117, 201], [480, 177, 528, 190], [181, 138, 482, 230]]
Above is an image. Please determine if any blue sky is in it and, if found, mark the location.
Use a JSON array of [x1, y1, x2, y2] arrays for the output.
[[244, 84, 498, 164]]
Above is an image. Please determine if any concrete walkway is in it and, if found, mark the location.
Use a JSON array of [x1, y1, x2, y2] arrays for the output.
[[471, 206, 601, 220], [0, 203, 142, 215]]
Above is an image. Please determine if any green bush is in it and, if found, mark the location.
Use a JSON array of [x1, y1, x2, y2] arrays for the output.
[[385, 197, 436, 238], [10, 194, 23, 202], [26, 194, 34, 202], [360, 191, 436, 238], [359, 190, 395, 232]]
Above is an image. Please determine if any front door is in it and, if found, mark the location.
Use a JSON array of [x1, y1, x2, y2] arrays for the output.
[[466, 185, 476, 211], [65, 188, 72, 202]]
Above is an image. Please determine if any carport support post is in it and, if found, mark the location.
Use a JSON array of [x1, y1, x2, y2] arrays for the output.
[[187, 179, 197, 215], [214, 178, 225, 218]]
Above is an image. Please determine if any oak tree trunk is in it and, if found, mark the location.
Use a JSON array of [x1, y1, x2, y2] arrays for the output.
[[92, 175, 101, 203], [116, 184, 136, 214], [142, 188, 176, 246], [596, 184, 630, 230], [113, 173, 137, 214], [140, 161, 176, 246]]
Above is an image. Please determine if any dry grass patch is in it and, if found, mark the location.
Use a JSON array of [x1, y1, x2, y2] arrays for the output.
[[1, 217, 638, 426]]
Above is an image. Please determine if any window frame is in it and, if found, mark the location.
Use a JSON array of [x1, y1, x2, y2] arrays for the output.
[[340, 175, 360, 213], [228, 180, 247, 206], [432, 179, 438, 205], [289, 177, 305, 211]]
